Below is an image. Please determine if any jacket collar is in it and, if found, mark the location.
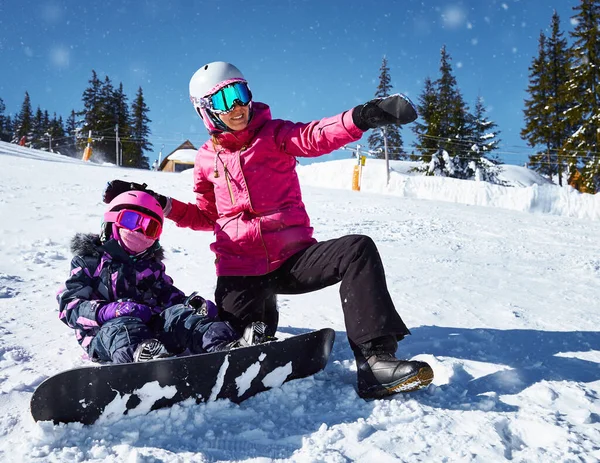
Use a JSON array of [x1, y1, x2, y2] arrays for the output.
[[101, 238, 162, 263], [211, 102, 271, 151]]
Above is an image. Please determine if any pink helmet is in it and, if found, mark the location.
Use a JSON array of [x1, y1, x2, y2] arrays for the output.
[[104, 191, 164, 225]]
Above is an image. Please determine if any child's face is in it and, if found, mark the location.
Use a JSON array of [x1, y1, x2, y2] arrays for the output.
[[118, 227, 156, 254]]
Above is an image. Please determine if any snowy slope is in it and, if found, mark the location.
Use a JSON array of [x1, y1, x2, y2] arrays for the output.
[[0, 141, 599, 462]]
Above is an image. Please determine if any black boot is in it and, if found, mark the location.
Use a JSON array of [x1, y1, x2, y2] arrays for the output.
[[216, 322, 276, 351], [354, 336, 433, 399]]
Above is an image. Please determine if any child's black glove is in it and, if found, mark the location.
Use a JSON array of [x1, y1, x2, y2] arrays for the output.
[[352, 94, 418, 131]]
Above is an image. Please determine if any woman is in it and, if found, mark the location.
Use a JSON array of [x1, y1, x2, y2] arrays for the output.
[[104, 62, 433, 398]]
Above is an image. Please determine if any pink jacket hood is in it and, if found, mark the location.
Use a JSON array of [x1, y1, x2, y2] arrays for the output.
[[168, 102, 364, 276]]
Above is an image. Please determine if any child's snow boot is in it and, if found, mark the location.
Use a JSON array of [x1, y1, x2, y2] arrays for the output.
[[133, 339, 171, 362]]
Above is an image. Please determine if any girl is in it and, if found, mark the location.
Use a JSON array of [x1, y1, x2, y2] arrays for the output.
[[58, 190, 262, 363]]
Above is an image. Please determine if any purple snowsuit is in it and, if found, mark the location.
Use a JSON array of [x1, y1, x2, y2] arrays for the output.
[[57, 233, 238, 363]]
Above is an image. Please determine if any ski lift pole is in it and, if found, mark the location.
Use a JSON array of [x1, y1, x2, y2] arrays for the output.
[[352, 144, 363, 191], [82, 130, 93, 162], [115, 124, 120, 166], [359, 151, 366, 189], [382, 126, 390, 185]]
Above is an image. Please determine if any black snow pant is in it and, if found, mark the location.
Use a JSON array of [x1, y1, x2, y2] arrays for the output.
[[215, 234, 410, 348], [88, 304, 238, 363]]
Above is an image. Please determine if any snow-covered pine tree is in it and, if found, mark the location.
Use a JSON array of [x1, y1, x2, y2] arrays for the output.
[[412, 46, 503, 183], [470, 96, 501, 161], [435, 45, 471, 160], [414, 46, 471, 177], [562, 0, 600, 192]]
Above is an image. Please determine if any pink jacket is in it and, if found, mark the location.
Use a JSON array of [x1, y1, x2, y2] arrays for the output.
[[167, 102, 364, 276]]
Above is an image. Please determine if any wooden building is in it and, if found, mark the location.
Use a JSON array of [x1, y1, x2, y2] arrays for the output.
[[158, 140, 197, 172]]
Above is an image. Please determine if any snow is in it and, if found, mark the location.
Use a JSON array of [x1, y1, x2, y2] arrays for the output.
[[0, 140, 599, 462], [97, 382, 178, 423], [165, 148, 197, 163]]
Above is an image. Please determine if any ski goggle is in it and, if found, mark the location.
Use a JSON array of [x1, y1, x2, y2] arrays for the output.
[[203, 82, 252, 114], [114, 209, 162, 239]]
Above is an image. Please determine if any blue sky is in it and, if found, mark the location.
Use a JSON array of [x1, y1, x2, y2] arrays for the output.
[[0, 1, 578, 166]]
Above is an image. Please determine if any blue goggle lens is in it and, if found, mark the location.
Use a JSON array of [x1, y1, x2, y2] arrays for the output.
[[209, 82, 252, 113]]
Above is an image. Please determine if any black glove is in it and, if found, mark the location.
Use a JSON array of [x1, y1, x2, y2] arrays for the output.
[[103, 179, 147, 203], [184, 291, 218, 318], [103, 179, 169, 209], [352, 94, 418, 131]]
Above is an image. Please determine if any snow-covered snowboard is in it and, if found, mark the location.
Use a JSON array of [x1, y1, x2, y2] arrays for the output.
[[31, 328, 335, 425]]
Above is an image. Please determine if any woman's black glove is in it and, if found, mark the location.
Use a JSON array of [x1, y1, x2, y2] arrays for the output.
[[184, 291, 218, 318], [102, 179, 169, 209], [352, 94, 418, 131]]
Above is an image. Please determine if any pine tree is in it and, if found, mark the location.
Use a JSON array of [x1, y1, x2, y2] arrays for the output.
[[112, 82, 132, 166], [94, 75, 118, 161], [63, 110, 80, 157], [0, 97, 10, 142], [435, 45, 471, 159], [412, 47, 502, 181], [80, 71, 101, 129], [562, 0, 600, 192], [30, 107, 48, 149], [79, 71, 103, 156], [522, 32, 555, 179], [14, 91, 33, 144], [412, 77, 440, 162], [367, 57, 405, 160], [459, 97, 504, 183], [470, 95, 501, 161], [3, 115, 13, 143], [129, 87, 152, 169], [545, 11, 572, 186], [48, 113, 66, 153]]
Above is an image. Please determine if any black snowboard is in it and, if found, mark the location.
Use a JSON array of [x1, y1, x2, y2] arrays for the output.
[[31, 328, 335, 425]]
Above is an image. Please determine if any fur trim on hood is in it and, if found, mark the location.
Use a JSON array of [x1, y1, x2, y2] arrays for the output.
[[70, 233, 165, 261]]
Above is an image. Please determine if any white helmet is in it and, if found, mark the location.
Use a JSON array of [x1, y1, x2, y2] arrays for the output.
[[189, 61, 250, 133]]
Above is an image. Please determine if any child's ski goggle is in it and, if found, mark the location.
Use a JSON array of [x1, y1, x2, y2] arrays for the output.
[[113, 209, 162, 239], [202, 81, 252, 114]]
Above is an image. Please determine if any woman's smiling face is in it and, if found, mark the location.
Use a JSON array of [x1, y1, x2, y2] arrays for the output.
[[218, 103, 250, 131]]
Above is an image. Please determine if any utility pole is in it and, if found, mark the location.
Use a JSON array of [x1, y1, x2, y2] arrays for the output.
[[382, 126, 390, 185], [158, 144, 164, 166], [115, 124, 120, 166]]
